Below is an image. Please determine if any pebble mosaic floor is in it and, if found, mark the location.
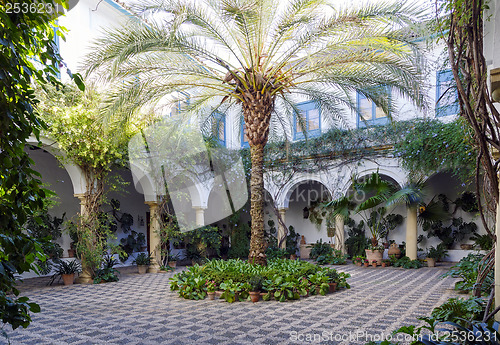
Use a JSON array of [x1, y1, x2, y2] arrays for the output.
[[4, 263, 459, 345]]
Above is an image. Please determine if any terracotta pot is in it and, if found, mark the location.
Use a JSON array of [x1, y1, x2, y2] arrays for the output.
[[249, 291, 260, 303], [61, 273, 74, 285], [67, 249, 75, 258], [372, 262, 377, 267], [388, 243, 401, 259], [137, 265, 148, 274], [290, 254, 297, 260], [427, 258, 436, 267], [328, 283, 337, 293], [355, 262, 362, 266], [168, 261, 177, 268], [382, 262, 388, 268], [365, 249, 383, 264], [364, 262, 369, 267], [207, 292, 216, 300]]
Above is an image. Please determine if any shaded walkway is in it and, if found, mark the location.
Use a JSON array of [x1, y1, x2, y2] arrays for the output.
[[6, 264, 458, 345]]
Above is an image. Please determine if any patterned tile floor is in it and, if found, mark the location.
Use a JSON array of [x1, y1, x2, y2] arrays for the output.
[[4, 263, 459, 345]]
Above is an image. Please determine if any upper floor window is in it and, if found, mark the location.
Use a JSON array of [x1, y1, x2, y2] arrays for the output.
[[241, 117, 249, 148], [211, 112, 226, 147], [170, 93, 190, 117], [356, 89, 389, 128], [294, 101, 321, 140], [436, 70, 459, 117]]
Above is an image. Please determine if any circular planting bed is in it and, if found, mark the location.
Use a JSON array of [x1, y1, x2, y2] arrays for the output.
[[169, 258, 350, 302]]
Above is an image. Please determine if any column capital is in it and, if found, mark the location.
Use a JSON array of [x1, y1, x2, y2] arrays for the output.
[[192, 206, 207, 211], [145, 201, 159, 208], [73, 193, 86, 201]]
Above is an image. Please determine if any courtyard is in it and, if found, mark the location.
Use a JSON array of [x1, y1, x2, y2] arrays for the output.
[[7, 264, 458, 345]]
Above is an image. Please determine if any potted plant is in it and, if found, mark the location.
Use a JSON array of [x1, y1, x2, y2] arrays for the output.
[[248, 275, 264, 302], [371, 260, 377, 267], [381, 259, 391, 267], [206, 280, 217, 300], [365, 244, 384, 265], [133, 253, 151, 274], [363, 259, 369, 267], [426, 244, 449, 267], [325, 269, 338, 293], [168, 253, 179, 269], [352, 255, 364, 266], [50, 259, 82, 285]]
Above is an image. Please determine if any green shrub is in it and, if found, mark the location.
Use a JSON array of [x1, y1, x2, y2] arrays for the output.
[[442, 253, 493, 295], [309, 239, 333, 260], [170, 259, 350, 302]]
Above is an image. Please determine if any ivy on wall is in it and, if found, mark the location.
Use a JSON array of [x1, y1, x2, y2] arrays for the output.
[[236, 118, 477, 184]]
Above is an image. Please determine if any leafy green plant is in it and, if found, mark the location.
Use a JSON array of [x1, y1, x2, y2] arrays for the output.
[[133, 253, 151, 266], [471, 233, 494, 251], [265, 246, 289, 260], [442, 253, 493, 295], [263, 275, 300, 302], [49, 260, 82, 285], [390, 256, 423, 269], [248, 275, 264, 292], [170, 265, 207, 300], [94, 255, 120, 284], [308, 272, 329, 296], [309, 239, 333, 261], [170, 259, 350, 301], [345, 219, 370, 257], [426, 243, 449, 261], [316, 250, 348, 265], [220, 280, 246, 303], [430, 297, 485, 328]]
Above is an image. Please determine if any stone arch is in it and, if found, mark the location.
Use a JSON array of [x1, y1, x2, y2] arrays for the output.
[[27, 135, 86, 195], [277, 173, 333, 209], [338, 166, 406, 197]]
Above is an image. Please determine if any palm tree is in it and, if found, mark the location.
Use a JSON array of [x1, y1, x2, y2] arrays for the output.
[[86, 0, 427, 265]]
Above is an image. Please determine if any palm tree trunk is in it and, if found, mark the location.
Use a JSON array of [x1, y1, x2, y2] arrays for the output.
[[249, 143, 266, 265], [242, 90, 274, 266]]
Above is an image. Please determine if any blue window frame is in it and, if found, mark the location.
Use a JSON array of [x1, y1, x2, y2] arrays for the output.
[[170, 93, 190, 117], [356, 89, 390, 128], [53, 25, 61, 79], [293, 101, 321, 140], [436, 70, 459, 117], [211, 112, 226, 147], [241, 117, 249, 148]]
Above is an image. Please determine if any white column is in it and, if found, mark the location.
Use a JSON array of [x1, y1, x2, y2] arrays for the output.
[[335, 215, 345, 254], [194, 207, 206, 227], [146, 201, 160, 273], [73, 193, 92, 284], [278, 208, 287, 249], [406, 206, 418, 260]]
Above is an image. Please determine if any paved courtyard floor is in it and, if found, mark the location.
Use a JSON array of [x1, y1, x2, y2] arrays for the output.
[[5, 263, 459, 345]]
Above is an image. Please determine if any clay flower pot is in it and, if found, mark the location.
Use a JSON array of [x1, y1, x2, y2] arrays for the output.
[[249, 291, 260, 303], [328, 283, 337, 293], [427, 258, 436, 267], [364, 262, 369, 267], [168, 261, 177, 269], [61, 273, 74, 285], [137, 265, 148, 274], [207, 292, 216, 300]]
